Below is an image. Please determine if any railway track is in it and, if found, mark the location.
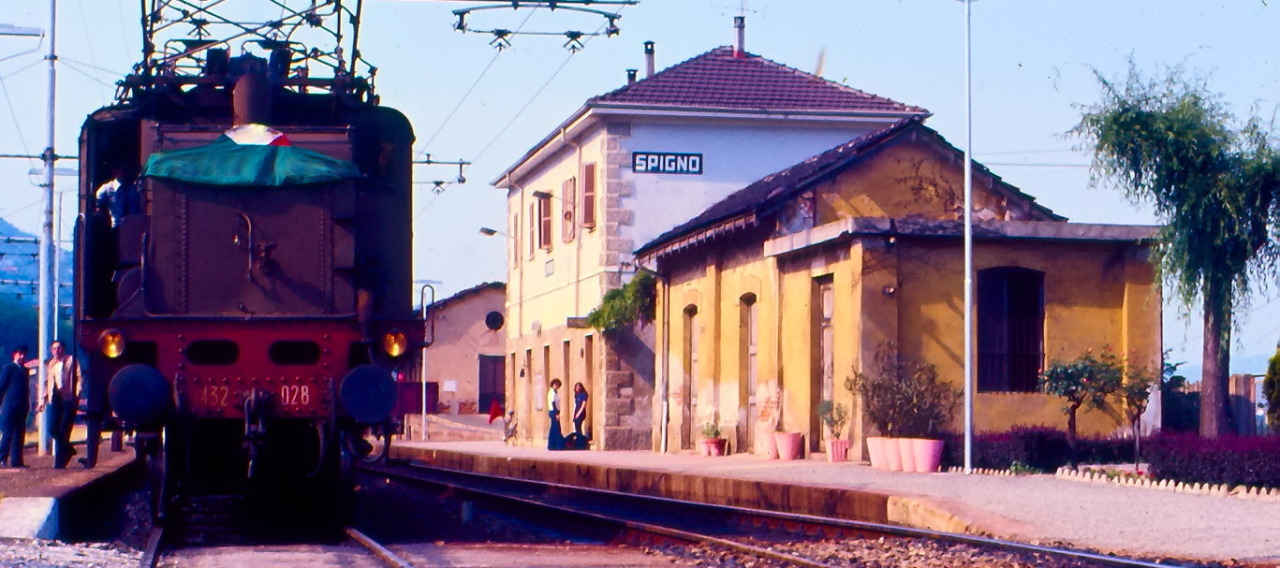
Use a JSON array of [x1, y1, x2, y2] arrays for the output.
[[358, 461, 1188, 568], [139, 524, 414, 568]]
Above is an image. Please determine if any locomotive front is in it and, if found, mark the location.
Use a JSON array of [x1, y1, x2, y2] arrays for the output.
[[74, 1, 420, 510]]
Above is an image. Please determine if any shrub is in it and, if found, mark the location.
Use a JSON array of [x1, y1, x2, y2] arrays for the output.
[[816, 400, 848, 440], [1145, 434, 1280, 488], [846, 342, 959, 438], [940, 425, 1135, 472]]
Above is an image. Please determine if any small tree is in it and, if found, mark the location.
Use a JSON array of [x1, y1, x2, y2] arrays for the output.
[[1040, 349, 1123, 468], [1119, 364, 1158, 468], [1264, 348, 1280, 434], [817, 400, 848, 440]]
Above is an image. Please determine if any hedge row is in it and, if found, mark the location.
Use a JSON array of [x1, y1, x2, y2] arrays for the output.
[[1145, 434, 1280, 488], [938, 426, 1135, 472]]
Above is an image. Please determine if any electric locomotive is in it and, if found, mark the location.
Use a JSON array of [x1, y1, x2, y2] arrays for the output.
[[74, 1, 421, 517]]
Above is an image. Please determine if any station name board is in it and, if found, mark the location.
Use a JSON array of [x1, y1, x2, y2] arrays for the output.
[[632, 152, 703, 175]]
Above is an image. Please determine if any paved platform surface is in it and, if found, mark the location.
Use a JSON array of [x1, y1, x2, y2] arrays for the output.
[[395, 439, 1280, 566], [0, 437, 135, 539]]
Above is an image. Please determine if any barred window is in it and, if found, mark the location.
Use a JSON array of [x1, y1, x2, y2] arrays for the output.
[[978, 267, 1045, 393]]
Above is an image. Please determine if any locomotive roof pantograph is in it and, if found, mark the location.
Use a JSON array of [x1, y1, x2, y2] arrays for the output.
[[124, 0, 382, 104]]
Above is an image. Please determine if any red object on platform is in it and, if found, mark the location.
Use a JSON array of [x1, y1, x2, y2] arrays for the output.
[[488, 400, 504, 424]]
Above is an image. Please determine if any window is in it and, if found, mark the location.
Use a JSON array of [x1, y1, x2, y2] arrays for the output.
[[978, 267, 1045, 392], [561, 177, 576, 243], [582, 163, 597, 229], [537, 193, 552, 250]]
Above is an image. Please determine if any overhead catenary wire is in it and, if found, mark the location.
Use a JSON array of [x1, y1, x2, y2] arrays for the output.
[[418, 8, 540, 156], [468, 3, 627, 166]]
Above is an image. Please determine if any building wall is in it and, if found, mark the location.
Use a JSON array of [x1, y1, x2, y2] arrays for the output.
[[424, 285, 507, 415], [504, 114, 907, 450], [652, 135, 1162, 457]]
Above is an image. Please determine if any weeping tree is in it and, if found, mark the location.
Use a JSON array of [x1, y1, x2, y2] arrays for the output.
[[1073, 64, 1280, 437]]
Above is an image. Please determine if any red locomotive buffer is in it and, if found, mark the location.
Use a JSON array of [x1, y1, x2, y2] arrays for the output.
[[75, 55, 422, 511]]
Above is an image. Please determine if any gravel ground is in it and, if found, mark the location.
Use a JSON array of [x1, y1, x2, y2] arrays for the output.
[[0, 538, 140, 567], [401, 441, 1280, 565]]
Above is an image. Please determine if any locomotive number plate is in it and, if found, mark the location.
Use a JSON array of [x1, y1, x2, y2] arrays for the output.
[[278, 384, 312, 407], [199, 385, 235, 408], [179, 376, 330, 417]]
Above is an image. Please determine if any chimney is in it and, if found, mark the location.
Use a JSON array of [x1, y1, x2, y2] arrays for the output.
[[644, 41, 655, 77], [626, 69, 638, 84], [734, 16, 745, 57]]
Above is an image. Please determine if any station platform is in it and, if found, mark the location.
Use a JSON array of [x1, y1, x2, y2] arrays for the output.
[[0, 433, 136, 540], [393, 439, 1280, 566]]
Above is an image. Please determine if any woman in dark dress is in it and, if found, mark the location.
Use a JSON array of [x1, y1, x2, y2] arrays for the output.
[[546, 379, 565, 450], [572, 382, 588, 438]]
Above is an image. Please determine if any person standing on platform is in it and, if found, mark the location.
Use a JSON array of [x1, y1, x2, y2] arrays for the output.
[[546, 379, 565, 451], [572, 382, 588, 438], [39, 341, 81, 469], [0, 345, 31, 468]]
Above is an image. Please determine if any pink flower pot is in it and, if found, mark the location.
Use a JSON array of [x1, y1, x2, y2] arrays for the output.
[[826, 438, 850, 462], [762, 429, 779, 459], [897, 437, 917, 472], [708, 438, 728, 457], [699, 438, 711, 456], [775, 432, 804, 461], [910, 438, 945, 473], [882, 437, 903, 471], [866, 436, 887, 469]]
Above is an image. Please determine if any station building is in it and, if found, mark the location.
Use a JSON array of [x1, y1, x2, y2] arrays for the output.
[[635, 117, 1162, 456], [494, 39, 927, 450]]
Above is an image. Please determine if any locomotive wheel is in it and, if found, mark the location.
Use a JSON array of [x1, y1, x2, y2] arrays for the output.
[[141, 428, 170, 523]]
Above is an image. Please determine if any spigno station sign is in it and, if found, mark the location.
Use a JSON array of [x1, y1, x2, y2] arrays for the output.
[[632, 152, 703, 175]]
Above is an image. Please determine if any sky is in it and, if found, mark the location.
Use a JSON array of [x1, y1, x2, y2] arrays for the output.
[[2, 0, 1279, 376]]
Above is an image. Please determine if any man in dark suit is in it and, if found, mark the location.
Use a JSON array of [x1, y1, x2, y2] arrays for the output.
[[0, 345, 31, 468]]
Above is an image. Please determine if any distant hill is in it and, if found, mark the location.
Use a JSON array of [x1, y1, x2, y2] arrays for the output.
[[0, 215, 72, 307]]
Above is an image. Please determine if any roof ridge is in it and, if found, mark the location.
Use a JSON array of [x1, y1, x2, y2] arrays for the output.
[[588, 45, 927, 115]]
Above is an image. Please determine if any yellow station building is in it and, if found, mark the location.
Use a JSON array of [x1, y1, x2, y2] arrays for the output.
[[636, 117, 1163, 456]]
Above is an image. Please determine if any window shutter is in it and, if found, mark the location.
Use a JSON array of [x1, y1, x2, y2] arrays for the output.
[[582, 163, 597, 229], [538, 194, 552, 250], [562, 177, 576, 242], [527, 203, 535, 259]]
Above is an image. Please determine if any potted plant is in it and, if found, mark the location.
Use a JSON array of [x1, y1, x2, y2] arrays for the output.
[[817, 400, 850, 462], [701, 422, 727, 457], [847, 341, 959, 472]]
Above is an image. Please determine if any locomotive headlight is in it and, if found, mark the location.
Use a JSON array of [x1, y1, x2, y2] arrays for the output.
[[99, 329, 127, 359], [382, 330, 409, 358]]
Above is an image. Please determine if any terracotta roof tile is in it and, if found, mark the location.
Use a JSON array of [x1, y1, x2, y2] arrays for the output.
[[636, 118, 1064, 259], [591, 47, 928, 115]]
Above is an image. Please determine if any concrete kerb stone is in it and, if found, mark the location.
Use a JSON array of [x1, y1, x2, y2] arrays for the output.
[[0, 497, 58, 539], [406, 447, 928, 530]]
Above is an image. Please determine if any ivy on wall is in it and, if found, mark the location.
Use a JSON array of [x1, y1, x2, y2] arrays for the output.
[[586, 271, 656, 333]]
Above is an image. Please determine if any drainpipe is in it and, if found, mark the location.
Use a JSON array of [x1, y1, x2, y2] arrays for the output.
[[644, 41, 655, 77], [659, 263, 670, 453]]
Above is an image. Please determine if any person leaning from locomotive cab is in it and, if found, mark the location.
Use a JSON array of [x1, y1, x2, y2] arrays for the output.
[[0, 345, 31, 468], [39, 341, 82, 469]]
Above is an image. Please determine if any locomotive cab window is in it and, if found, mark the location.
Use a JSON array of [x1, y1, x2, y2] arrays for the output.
[[269, 340, 322, 366], [184, 340, 240, 366]]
